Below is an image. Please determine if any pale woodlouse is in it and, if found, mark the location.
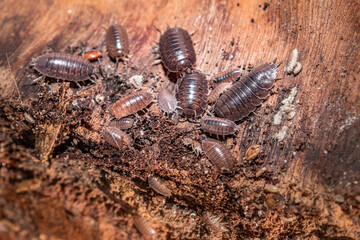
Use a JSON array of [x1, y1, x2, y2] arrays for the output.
[[109, 91, 153, 118], [34, 53, 94, 81], [159, 26, 196, 72], [157, 87, 177, 114], [175, 72, 208, 118], [202, 139, 235, 172], [213, 68, 241, 83], [203, 212, 228, 232], [148, 176, 172, 197], [105, 24, 130, 61], [102, 127, 132, 149], [132, 214, 156, 237], [182, 137, 202, 156], [200, 117, 237, 136], [108, 118, 134, 130], [214, 62, 279, 121]]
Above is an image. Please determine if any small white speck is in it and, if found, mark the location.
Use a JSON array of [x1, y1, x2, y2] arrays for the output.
[[324, 150, 328, 154], [67, 9, 72, 14]]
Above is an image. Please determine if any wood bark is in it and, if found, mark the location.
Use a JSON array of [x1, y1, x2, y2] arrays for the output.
[[0, 0, 359, 239]]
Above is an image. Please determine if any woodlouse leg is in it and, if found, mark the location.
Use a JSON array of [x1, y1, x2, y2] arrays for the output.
[[32, 75, 45, 83], [113, 59, 119, 74]]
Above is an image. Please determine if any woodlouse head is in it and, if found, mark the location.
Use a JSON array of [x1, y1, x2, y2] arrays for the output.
[[176, 59, 193, 73]]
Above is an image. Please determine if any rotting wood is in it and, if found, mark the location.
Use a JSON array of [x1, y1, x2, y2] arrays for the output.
[[0, 0, 359, 239]]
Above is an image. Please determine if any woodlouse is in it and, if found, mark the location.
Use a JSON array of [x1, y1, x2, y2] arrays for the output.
[[102, 127, 132, 149], [208, 82, 232, 104], [82, 50, 103, 61], [108, 118, 135, 130], [245, 144, 261, 160], [175, 72, 208, 118], [159, 27, 196, 72], [132, 214, 156, 237], [34, 53, 94, 81], [105, 24, 130, 61], [182, 137, 202, 156], [204, 212, 228, 232], [157, 87, 177, 114], [148, 176, 172, 197], [200, 117, 237, 136], [214, 62, 279, 121], [213, 68, 241, 83], [109, 91, 153, 118], [202, 139, 235, 172]]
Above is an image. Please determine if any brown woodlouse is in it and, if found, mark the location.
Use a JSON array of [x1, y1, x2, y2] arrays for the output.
[[214, 62, 279, 121], [202, 139, 235, 172], [157, 87, 177, 114], [34, 53, 94, 81], [109, 91, 153, 118], [82, 50, 102, 61], [148, 176, 172, 197], [108, 118, 135, 130], [245, 144, 261, 160], [102, 127, 132, 149], [132, 214, 156, 237], [208, 82, 232, 104], [159, 27, 196, 72], [203, 212, 228, 232], [175, 72, 208, 118], [200, 117, 237, 136], [213, 68, 241, 83], [106, 24, 130, 62]]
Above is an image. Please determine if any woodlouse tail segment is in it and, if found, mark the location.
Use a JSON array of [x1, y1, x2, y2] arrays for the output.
[[132, 214, 156, 237]]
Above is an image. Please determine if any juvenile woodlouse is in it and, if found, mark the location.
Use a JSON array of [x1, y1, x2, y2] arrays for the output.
[[82, 50, 103, 61], [202, 139, 235, 172], [245, 144, 261, 161], [203, 212, 228, 232], [108, 118, 134, 130], [132, 214, 156, 237], [106, 24, 130, 61], [159, 27, 196, 72], [175, 72, 208, 118], [214, 62, 279, 121], [34, 53, 94, 81], [200, 117, 237, 136], [182, 137, 202, 156], [157, 87, 177, 114], [102, 127, 132, 149], [148, 176, 172, 197], [109, 91, 153, 118], [213, 68, 241, 83], [208, 82, 232, 104]]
